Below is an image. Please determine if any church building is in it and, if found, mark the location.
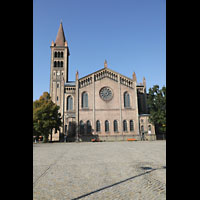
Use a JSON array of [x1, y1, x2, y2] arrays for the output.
[[49, 22, 156, 141]]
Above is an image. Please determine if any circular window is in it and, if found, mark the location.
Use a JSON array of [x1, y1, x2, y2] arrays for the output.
[[99, 87, 113, 101]]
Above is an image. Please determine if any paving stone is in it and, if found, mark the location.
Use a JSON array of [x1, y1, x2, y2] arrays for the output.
[[33, 141, 166, 199]]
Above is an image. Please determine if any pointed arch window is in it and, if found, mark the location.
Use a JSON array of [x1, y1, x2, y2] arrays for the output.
[[123, 120, 128, 132], [124, 92, 130, 108], [54, 52, 57, 58], [105, 120, 109, 132], [130, 120, 134, 132], [114, 120, 118, 132], [67, 96, 73, 111], [58, 52, 61, 58], [96, 120, 101, 132], [82, 92, 88, 108], [54, 61, 57, 67]]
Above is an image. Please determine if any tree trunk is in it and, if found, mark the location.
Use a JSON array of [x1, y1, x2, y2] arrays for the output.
[[50, 129, 53, 142]]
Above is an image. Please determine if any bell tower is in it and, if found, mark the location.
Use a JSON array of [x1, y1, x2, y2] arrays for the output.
[[50, 22, 70, 108]]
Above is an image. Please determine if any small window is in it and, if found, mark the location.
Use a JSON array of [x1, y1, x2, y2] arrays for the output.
[[105, 120, 109, 132], [57, 83, 59, 88], [96, 120, 101, 132], [58, 52, 60, 58], [54, 52, 57, 58], [54, 61, 57, 67], [61, 61, 63, 67], [57, 96, 59, 101], [67, 96, 73, 111], [61, 52, 63, 57], [82, 92, 88, 108], [86, 120, 91, 134], [114, 120, 118, 132], [123, 120, 128, 132], [124, 92, 130, 108], [130, 120, 134, 131], [80, 120, 84, 135]]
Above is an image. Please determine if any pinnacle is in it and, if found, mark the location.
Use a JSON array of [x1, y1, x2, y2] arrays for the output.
[[104, 59, 108, 68]]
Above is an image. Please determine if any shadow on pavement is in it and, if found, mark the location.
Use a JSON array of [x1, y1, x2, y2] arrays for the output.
[[72, 166, 165, 200]]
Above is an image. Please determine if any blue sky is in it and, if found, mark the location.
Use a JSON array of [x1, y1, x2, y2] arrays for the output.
[[33, 0, 166, 101]]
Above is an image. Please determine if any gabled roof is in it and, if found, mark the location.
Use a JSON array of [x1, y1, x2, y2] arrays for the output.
[[77, 66, 136, 89], [55, 22, 66, 46]]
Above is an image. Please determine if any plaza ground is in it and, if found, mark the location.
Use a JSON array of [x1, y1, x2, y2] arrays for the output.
[[33, 141, 166, 200]]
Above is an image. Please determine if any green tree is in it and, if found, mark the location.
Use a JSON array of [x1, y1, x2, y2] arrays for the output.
[[33, 92, 62, 142], [147, 85, 166, 135]]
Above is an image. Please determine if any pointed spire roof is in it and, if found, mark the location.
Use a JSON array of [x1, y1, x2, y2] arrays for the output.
[[55, 22, 66, 46]]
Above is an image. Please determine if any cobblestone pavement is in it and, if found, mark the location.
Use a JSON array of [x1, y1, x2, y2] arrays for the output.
[[33, 141, 166, 200]]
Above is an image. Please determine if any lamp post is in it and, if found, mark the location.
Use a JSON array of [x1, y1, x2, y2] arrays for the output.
[[75, 122, 79, 142]]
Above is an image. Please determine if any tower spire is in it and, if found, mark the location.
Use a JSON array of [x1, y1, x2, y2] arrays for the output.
[[55, 22, 66, 46]]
